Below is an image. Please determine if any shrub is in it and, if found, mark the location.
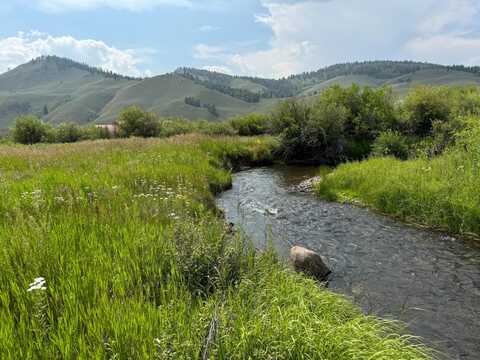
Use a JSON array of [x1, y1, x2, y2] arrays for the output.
[[230, 114, 271, 136], [198, 121, 236, 136], [11, 115, 50, 144], [81, 126, 112, 140], [55, 122, 83, 143], [372, 131, 409, 160], [118, 106, 160, 138], [271, 85, 398, 163], [448, 86, 480, 117], [320, 84, 398, 142], [271, 99, 312, 160], [403, 86, 451, 137]]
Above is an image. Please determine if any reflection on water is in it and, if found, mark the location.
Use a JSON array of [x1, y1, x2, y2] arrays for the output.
[[216, 166, 480, 360]]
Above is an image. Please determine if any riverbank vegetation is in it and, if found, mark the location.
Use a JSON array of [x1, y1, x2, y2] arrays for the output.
[[0, 135, 431, 358], [317, 117, 480, 237], [272, 84, 480, 163], [302, 85, 480, 237]]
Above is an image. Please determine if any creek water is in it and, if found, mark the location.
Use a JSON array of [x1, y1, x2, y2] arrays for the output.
[[216, 166, 480, 360]]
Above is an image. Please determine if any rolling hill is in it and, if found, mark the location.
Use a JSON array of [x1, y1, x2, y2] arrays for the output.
[[1, 56, 480, 128]]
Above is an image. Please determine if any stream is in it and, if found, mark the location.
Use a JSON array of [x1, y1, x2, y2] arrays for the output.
[[216, 166, 480, 360]]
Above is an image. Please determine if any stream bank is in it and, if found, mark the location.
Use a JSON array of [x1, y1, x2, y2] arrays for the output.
[[217, 166, 480, 360]]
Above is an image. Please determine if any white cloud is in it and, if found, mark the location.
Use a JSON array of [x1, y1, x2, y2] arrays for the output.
[[405, 35, 480, 66], [199, 25, 221, 33], [33, 0, 229, 12], [416, 0, 478, 35], [34, 0, 193, 12], [196, 0, 480, 78], [405, 0, 480, 65], [0, 31, 151, 76], [193, 44, 227, 60], [228, 41, 315, 78]]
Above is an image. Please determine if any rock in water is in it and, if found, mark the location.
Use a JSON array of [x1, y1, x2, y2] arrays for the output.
[[290, 176, 322, 193], [290, 246, 330, 281]]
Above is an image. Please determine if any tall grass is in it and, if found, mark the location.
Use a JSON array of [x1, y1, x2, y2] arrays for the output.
[[317, 119, 480, 237], [0, 135, 431, 358]]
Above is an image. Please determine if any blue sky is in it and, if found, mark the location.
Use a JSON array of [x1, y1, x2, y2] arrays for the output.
[[1, 0, 480, 78]]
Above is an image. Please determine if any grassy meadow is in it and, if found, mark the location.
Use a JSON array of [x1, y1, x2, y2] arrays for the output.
[[0, 135, 431, 359]]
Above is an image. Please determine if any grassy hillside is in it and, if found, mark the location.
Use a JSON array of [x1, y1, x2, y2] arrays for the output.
[[386, 69, 480, 95], [1, 57, 480, 128], [96, 74, 276, 123], [0, 57, 134, 127], [299, 75, 386, 96], [0, 135, 431, 358]]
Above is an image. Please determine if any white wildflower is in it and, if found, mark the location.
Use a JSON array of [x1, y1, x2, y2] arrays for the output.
[[27, 277, 47, 292], [169, 212, 180, 220]]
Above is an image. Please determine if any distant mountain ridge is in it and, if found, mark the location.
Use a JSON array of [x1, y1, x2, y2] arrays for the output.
[[1, 56, 480, 128]]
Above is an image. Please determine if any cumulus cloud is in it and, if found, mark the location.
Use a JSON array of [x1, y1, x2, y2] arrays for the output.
[[0, 31, 150, 76], [196, 0, 480, 78], [404, 0, 480, 65], [405, 35, 480, 66]]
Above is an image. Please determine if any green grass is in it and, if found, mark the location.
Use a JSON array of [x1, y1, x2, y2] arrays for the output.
[[317, 142, 480, 237], [0, 135, 431, 359]]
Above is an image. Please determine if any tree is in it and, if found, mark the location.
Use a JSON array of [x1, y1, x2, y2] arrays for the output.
[[203, 103, 218, 117], [117, 106, 160, 138], [11, 116, 50, 144], [185, 97, 201, 107]]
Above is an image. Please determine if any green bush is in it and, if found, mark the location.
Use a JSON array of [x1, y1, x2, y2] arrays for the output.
[[271, 99, 313, 160], [271, 85, 397, 163], [118, 106, 160, 138], [55, 122, 83, 143], [197, 121, 236, 136], [320, 84, 398, 142], [158, 118, 195, 137], [230, 113, 271, 136], [403, 86, 452, 137], [372, 131, 409, 160], [11, 115, 51, 144], [81, 125, 113, 140]]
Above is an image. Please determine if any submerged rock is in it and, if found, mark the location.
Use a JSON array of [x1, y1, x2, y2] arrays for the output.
[[224, 222, 235, 234], [290, 176, 322, 193], [290, 246, 330, 281]]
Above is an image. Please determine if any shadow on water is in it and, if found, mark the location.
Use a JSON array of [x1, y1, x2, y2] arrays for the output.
[[216, 165, 480, 360]]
